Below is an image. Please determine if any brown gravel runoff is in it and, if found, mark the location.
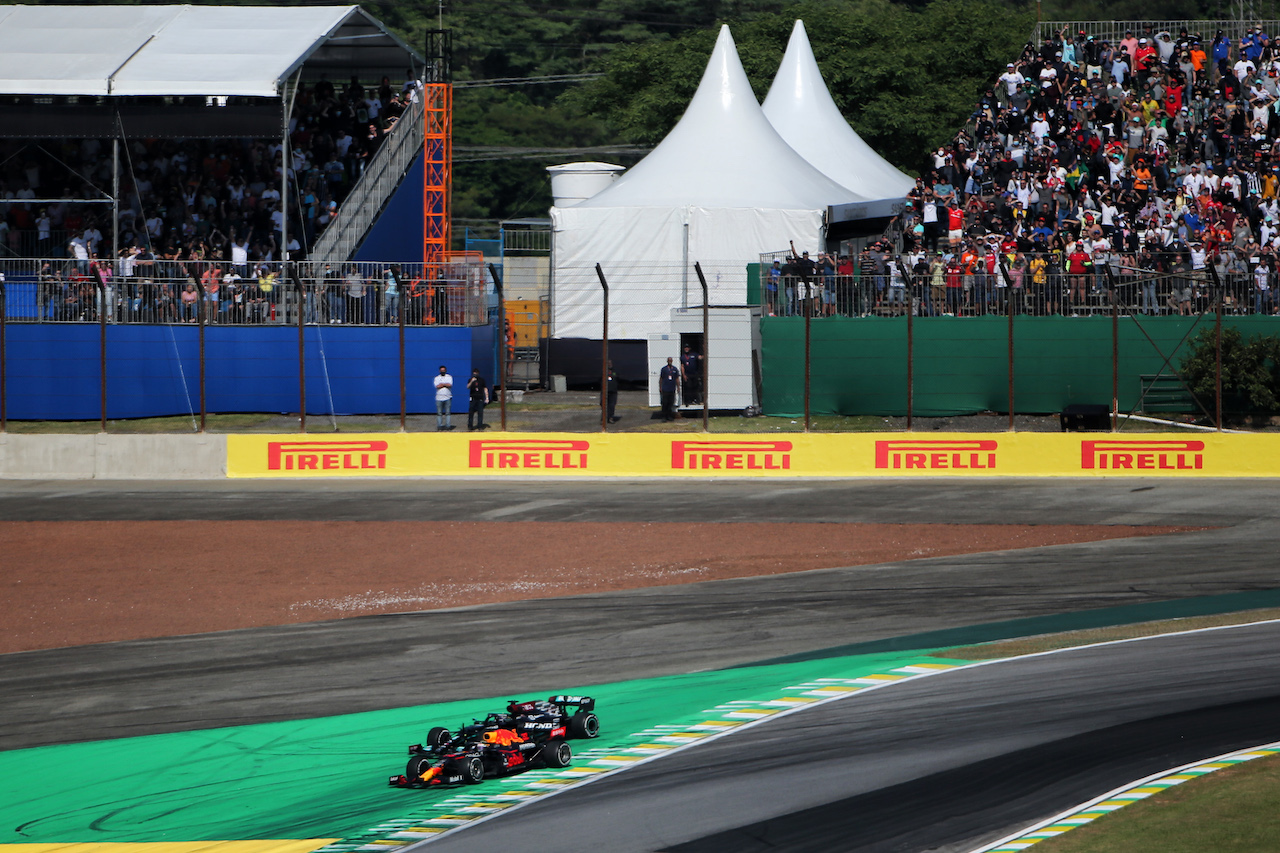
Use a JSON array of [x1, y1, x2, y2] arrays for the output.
[[0, 521, 1199, 654]]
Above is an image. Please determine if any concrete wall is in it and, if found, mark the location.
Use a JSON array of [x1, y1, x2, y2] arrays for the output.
[[0, 434, 226, 479]]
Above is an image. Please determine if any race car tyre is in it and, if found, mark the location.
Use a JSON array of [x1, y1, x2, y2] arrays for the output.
[[406, 754, 434, 782], [569, 711, 600, 739], [426, 727, 451, 750], [461, 756, 484, 784], [543, 740, 572, 768]]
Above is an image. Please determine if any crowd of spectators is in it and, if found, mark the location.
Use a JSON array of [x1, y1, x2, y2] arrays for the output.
[[0, 73, 418, 270], [881, 23, 1280, 317]]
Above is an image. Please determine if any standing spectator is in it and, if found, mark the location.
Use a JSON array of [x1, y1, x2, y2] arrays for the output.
[[344, 264, 365, 323], [659, 356, 680, 421], [680, 344, 703, 406], [383, 264, 401, 323], [434, 364, 453, 431], [466, 367, 489, 431]]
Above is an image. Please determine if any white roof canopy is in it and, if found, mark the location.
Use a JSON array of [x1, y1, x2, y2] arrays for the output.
[[763, 20, 913, 200], [0, 5, 422, 97], [577, 25, 866, 210]]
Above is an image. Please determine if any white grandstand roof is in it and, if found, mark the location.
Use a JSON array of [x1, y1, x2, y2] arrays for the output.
[[762, 20, 914, 200], [0, 5, 422, 98]]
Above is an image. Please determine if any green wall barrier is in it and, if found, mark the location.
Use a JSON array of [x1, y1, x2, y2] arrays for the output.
[[761, 315, 1280, 417]]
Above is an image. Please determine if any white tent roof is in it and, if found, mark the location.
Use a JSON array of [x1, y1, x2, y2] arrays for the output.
[[762, 20, 914, 200], [0, 5, 421, 97], [576, 25, 866, 210]]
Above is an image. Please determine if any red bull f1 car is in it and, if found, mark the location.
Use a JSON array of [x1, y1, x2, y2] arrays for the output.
[[389, 695, 598, 788]]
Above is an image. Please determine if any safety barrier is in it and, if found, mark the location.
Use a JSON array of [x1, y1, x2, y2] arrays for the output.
[[5, 431, 1276, 479], [224, 432, 1280, 478]]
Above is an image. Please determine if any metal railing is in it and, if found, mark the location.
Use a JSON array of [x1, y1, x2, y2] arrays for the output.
[[1, 257, 489, 327], [308, 94, 426, 265], [760, 252, 1275, 318], [1035, 19, 1280, 46]]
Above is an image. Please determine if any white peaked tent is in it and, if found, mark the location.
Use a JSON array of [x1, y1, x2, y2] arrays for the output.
[[762, 20, 914, 201], [551, 25, 865, 341]]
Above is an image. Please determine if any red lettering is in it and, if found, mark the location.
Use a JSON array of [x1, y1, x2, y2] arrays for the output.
[[930, 453, 947, 468], [952, 453, 969, 469], [524, 452, 540, 468], [726, 454, 743, 469], [971, 453, 987, 470], [499, 452, 518, 468], [578, 453, 588, 469], [893, 453, 902, 469], [987, 454, 996, 469], [284, 455, 294, 470], [343, 454, 357, 469], [299, 455, 318, 470], [322, 454, 339, 469], [783, 456, 790, 469], [378, 454, 386, 469], [747, 455, 763, 469], [1114, 453, 1133, 469], [764, 454, 779, 469], [906, 453, 927, 469], [704, 455, 722, 469], [546, 454, 561, 469], [1158, 454, 1174, 470], [1195, 455, 1203, 469], [1137, 453, 1154, 469]]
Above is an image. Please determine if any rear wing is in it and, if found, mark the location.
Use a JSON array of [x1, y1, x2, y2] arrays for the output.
[[549, 695, 595, 712]]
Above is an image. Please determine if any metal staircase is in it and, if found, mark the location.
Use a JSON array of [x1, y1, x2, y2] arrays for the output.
[[308, 94, 424, 264]]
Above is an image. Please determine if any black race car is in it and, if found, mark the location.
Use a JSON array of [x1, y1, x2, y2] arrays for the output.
[[388, 696, 599, 788], [504, 695, 599, 740], [389, 713, 572, 788]]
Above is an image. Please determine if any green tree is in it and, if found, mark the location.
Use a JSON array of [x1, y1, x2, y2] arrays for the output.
[[1181, 327, 1280, 421]]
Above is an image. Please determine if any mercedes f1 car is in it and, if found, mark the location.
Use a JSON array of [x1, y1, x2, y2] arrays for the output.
[[388, 695, 598, 788]]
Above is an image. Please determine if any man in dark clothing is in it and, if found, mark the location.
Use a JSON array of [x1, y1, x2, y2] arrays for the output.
[[466, 368, 489, 431], [659, 357, 680, 421], [680, 345, 703, 406]]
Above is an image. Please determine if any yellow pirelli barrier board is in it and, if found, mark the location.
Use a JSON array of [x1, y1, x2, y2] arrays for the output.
[[226, 432, 1280, 478]]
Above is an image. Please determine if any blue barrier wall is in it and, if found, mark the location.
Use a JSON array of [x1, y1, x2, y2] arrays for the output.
[[3, 322, 494, 420]]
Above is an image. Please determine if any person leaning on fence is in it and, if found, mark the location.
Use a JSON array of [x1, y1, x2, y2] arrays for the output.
[[434, 364, 454, 431]]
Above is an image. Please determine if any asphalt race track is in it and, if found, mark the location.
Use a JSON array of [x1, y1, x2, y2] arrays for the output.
[[3, 477, 1280, 851], [415, 621, 1280, 853]]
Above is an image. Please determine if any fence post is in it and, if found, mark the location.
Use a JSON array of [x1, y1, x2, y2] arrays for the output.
[[803, 270, 812, 432], [488, 263, 506, 431], [399, 266, 407, 431], [96, 268, 107, 432], [1104, 264, 1119, 432], [296, 271, 306, 433], [595, 263, 609, 432], [694, 261, 709, 432], [195, 271, 206, 432], [0, 271, 6, 432], [1208, 262, 1224, 431], [999, 257, 1016, 430], [896, 259, 913, 430]]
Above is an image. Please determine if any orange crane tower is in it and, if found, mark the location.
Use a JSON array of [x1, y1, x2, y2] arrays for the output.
[[422, 30, 452, 267]]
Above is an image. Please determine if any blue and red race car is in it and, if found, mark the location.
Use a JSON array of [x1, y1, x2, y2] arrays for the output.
[[389, 695, 598, 788]]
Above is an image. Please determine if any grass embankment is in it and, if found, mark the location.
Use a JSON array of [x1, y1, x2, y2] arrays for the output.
[[1033, 752, 1280, 853]]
